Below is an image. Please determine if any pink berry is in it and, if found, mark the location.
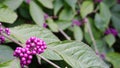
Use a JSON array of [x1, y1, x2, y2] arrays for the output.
[[24, 54, 28, 57], [20, 53, 24, 57], [28, 55, 33, 59], [21, 57, 26, 61], [27, 60, 31, 65]]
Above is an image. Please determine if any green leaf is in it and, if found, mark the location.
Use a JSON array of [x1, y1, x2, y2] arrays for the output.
[[111, 5, 120, 33], [94, 13, 106, 32], [54, 0, 63, 15], [41, 42, 62, 60], [100, 3, 111, 23], [0, 0, 5, 3], [0, 59, 20, 68], [80, 1, 94, 18], [112, 15, 120, 33], [47, 18, 59, 32], [94, 40, 114, 54], [18, 6, 31, 19], [56, 20, 71, 30], [95, 3, 111, 32], [42, 41, 109, 68], [0, 7, 17, 23], [89, 18, 102, 39], [64, 0, 77, 10], [0, 45, 15, 63], [3, 0, 23, 10], [30, 1, 44, 27], [38, 0, 53, 9], [103, 0, 116, 8], [59, 8, 75, 21], [10, 24, 60, 44], [73, 25, 83, 41], [111, 4, 120, 12], [95, 40, 106, 53], [104, 34, 115, 47], [10, 24, 61, 60], [106, 52, 120, 68]]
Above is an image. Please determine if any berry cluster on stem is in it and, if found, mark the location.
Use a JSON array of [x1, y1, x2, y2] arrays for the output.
[[0, 23, 10, 43], [0, 23, 60, 68], [14, 37, 47, 68]]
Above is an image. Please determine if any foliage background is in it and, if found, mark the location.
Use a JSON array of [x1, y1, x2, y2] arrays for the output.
[[0, 0, 120, 68]]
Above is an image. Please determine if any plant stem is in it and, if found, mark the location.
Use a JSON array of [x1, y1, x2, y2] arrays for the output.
[[91, 6, 99, 13], [59, 29, 71, 40], [1, 33, 24, 47], [2, 32, 61, 68], [37, 55, 61, 68], [85, 18, 99, 54]]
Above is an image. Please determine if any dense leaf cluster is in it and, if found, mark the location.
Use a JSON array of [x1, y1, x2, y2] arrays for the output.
[[0, 0, 120, 68]]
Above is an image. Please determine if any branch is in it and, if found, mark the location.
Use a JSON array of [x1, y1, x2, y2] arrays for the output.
[[85, 18, 99, 54], [2, 32, 61, 68], [37, 55, 61, 68], [59, 29, 71, 40], [1, 33, 24, 47]]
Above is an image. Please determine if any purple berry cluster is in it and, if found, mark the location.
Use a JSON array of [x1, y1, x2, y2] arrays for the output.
[[26, 37, 47, 54], [13, 47, 32, 67], [0, 23, 10, 43], [72, 18, 87, 27], [14, 37, 47, 68], [104, 28, 118, 37], [72, 19, 82, 26]]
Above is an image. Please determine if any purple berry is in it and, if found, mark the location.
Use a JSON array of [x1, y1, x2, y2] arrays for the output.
[[21, 57, 26, 61], [100, 53, 105, 60], [26, 0, 31, 4], [43, 23, 48, 28], [44, 14, 49, 20], [30, 43, 35, 47], [23, 61, 27, 65], [0, 27, 3, 32], [44, 45, 47, 49], [72, 19, 82, 26], [27, 60, 31, 65], [13, 52, 17, 56], [30, 37, 36, 41], [20, 53, 24, 57], [32, 51, 37, 55], [104, 28, 118, 36], [28, 55, 33, 59], [5, 28, 10, 35], [27, 51, 31, 55], [0, 36, 5, 43], [21, 48, 26, 52], [24, 54, 28, 58]]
